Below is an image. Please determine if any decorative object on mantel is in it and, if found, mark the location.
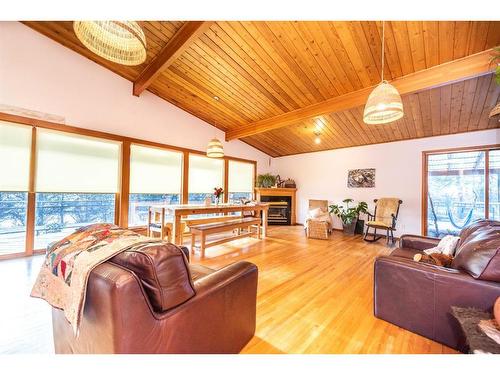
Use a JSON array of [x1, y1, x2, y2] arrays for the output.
[[363, 21, 404, 125], [73, 21, 147, 66], [329, 199, 368, 235], [451, 306, 500, 354], [0, 104, 66, 124], [213, 187, 224, 205], [257, 173, 277, 188], [275, 175, 296, 189], [348, 169, 375, 188]]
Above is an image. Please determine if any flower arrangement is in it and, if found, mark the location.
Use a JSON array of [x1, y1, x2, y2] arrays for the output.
[[213, 187, 224, 204]]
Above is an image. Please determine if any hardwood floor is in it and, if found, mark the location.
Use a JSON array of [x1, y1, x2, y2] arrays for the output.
[[193, 226, 456, 354], [0, 226, 456, 354]]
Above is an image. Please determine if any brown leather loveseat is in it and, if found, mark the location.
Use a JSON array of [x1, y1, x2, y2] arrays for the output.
[[374, 219, 500, 352], [52, 243, 258, 354]]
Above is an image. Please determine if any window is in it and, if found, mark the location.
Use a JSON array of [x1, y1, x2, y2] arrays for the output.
[[228, 160, 254, 202], [34, 193, 116, 249], [188, 154, 224, 204], [0, 121, 31, 255], [128, 145, 182, 226], [34, 129, 120, 249], [424, 147, 498, 237], [490, 150, 500, 220]]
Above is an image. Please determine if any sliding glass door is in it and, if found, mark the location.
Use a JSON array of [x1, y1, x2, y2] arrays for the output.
[[424, 146, 498, 237]]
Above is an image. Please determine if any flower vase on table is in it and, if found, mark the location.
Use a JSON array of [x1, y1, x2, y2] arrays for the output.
[[213, 187, 224, 206]]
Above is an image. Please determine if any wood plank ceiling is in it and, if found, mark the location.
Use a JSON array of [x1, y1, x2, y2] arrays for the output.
[[23, 21, 500, 157]]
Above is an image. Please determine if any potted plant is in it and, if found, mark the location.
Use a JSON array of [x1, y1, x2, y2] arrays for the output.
[[329, 199, 368, 235], [256, 173, 277, 188]]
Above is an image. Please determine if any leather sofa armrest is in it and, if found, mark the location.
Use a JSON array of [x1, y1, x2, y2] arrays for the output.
[[193, 261, 258, 296], [374, 256, 500, 351], [399, 234, 440, 251]]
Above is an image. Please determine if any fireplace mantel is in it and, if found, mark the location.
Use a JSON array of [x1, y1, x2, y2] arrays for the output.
[[255, 187, 297, 225]]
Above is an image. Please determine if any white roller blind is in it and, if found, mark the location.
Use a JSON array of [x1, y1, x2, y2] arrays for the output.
[[228, 160, 254, 193], [36, 129, 120, 193], [129, 144, 182, 194], [188, 154, 223, 194], [0, 121, 32, 191]]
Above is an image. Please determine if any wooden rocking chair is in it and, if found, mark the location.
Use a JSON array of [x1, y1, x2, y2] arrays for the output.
[[363, 198, 402, 245]]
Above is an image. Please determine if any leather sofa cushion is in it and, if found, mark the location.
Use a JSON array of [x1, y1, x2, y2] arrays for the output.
[[110, 242, 195, 312], [390, 247, 422, 260], [452, 220, 500, 282]]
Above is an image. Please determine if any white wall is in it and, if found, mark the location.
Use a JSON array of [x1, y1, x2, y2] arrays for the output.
[[0, 22, 271, 172], [273, 129, 499, 235]]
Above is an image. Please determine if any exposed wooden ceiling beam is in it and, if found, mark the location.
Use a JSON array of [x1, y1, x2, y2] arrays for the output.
[[226, 49, 496, 141], [133, 21, 214, 96]]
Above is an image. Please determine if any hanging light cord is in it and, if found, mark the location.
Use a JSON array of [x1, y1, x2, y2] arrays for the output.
[[381, 21, 385, 83]]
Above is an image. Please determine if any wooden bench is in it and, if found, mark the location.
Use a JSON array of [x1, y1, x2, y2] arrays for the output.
[[190, 217, 261, 258]]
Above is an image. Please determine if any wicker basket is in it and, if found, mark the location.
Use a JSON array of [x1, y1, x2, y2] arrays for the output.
[[306, 220, 330, 240]]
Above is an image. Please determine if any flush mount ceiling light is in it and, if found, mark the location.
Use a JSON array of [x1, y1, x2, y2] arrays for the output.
[[363, 21, 404, 125], [313, 130, 321, 144], [73, 21, 147, 66]]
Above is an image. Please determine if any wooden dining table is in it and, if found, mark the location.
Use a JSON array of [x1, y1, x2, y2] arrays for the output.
[[150, 202, 270, 245]]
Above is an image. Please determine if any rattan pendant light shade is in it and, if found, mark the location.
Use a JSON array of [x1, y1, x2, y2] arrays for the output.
[[489, 102, 500, 118], [73, 21, 147, 66], [363, 81, 404, 124], [363, 21, 404, 125], [206, 138, 224, 158]]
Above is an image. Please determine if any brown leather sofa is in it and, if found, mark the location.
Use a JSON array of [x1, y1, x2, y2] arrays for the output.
[[52, 243, 258, 354], [374, 219, 500, 352]]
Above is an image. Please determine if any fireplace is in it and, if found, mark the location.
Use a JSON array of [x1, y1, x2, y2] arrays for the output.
[[259, 196, 291, 225], [255, 188, 297, 226]]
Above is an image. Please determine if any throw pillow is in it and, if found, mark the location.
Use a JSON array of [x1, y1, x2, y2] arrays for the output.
[[309, 207, 322, 219], [423, 235, 460, 256]]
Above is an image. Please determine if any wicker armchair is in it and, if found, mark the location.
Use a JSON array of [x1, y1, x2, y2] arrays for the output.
[[363, 198, 402, 245], [305, 200, 332, 240]]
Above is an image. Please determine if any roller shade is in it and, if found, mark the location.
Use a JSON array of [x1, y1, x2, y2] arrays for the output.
[[228, 160, 254, 193], [129, 144, 182, 194], [0, 121, 32, 191], [36, 129, 120, 193], [188, 154, 223, 194]]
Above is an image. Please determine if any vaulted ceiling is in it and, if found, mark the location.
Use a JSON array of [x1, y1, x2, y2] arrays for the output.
[[23, 21, 500, 157]]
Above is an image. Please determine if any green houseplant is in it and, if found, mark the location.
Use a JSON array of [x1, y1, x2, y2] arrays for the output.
[[329, 199, 368, 235], [256, 173, 277, 188]]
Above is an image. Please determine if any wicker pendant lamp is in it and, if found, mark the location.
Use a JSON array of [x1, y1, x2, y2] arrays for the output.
[[206, 138, 224, 158], [489, 102, 500, 119], [363, 21, 404, 125], [73, 21, 147, 66]]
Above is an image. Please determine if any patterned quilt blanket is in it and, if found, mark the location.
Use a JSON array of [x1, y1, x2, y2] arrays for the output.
[[31, 223, 161, 335]]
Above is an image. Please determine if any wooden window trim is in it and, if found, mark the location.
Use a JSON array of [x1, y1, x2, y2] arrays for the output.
[[0, 111, 257, 259], [421, 144, 500, 236], [0, 112, 257, 164]]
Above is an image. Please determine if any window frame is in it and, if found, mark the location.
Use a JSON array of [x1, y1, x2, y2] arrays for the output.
[[421, 144, 500, 236], [0, 112, 257, 259]]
